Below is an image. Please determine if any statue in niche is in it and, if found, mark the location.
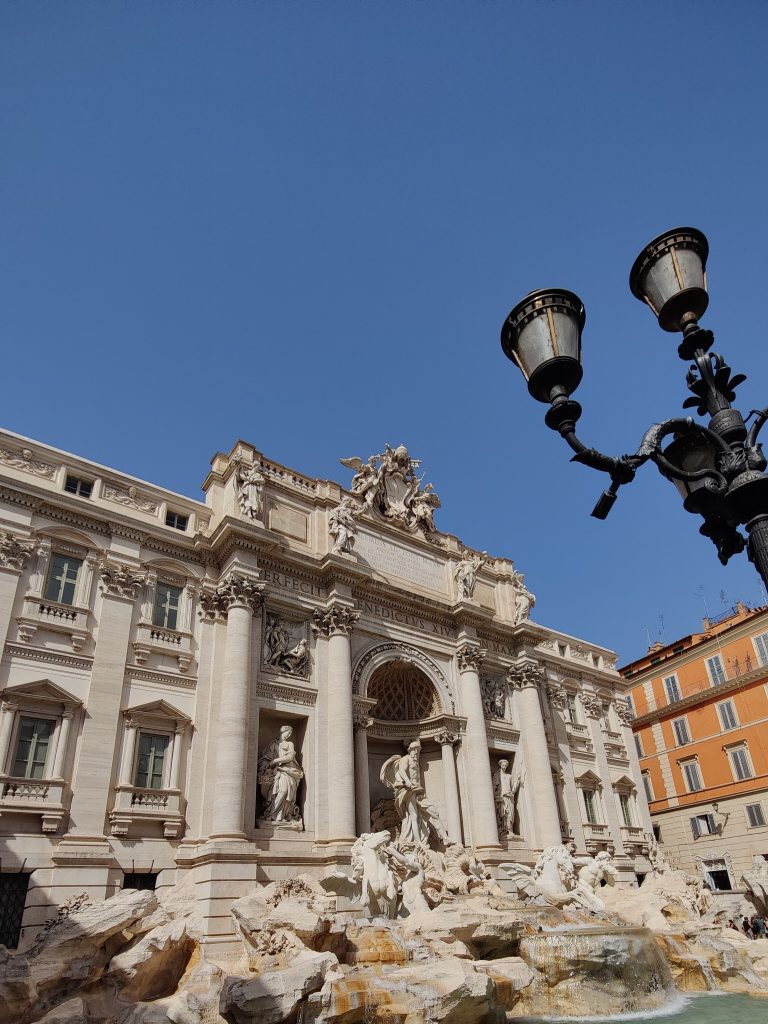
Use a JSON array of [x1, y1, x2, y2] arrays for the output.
[[493, 758, 521, 837], [257, 725, 304, 828], [263, 614, 309, 677], [481, 676, 507, 719], [511, 570, 536, 624], [328, 496, 359, 555], [237, 461, 265, 519], [380, 740, 448, 850], [454, 550, 489, 601]]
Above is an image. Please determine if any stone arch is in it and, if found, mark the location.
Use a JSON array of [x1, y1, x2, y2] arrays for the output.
[[35, 525, 103, 554], [352, 641, 454, 716]]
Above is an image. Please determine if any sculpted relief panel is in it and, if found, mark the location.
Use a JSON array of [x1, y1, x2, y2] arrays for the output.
[[262, 611, 310, 677]]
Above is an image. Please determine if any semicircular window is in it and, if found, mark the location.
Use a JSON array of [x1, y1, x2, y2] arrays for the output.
[[367, 661, 440, 721]]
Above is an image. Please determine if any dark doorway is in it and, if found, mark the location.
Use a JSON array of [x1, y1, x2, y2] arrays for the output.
[[123, 872, 158, 891], [0, 873, 30, 949]]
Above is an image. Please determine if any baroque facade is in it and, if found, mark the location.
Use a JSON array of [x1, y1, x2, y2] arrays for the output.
[[623, 604, 768, 905], [0, 431, 651, 952]]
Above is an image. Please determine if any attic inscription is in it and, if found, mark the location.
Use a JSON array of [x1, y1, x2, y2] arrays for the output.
[[354, 531, 446, 592], [360, 600, 454, 638]]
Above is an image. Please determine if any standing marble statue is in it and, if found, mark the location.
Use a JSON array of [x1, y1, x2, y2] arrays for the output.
[[455, 550, 488, 600], [237, 461, 265, 519], [328, 497, 359, 554], [511, 570, 536, 624], [258, 725, 304, 827], [381, 740, 448, 850], [492, 758, 520, 836]]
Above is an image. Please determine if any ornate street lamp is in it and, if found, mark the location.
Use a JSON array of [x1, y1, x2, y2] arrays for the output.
[[500, 227, 768, 587]]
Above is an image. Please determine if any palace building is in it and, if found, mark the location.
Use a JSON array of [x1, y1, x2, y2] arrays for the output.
[[623, 604, 768, 902], [0, 429, 650, 951]]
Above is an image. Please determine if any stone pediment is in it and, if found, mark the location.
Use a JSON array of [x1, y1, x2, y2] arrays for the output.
[[123, 698, 190, 724], [2, 679, 81, 708], [575, 768, 602, 786], [612, 774, 637, 790]]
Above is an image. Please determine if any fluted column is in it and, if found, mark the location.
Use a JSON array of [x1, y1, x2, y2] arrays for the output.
[[313, 603, 360, 843], [202, 572, 264, 840], [0, 531, 35, 652], [353, 714, 372, 836], [117, 719, 139, 786], [582, 695, 626, 855], [457, 644, 499, 849], [67, 562, 145, 836], [508, 660, 562, 848], [615, 701, 653, 834], [51, 710, 74, 780], [436, 730, 462, 844], [0, 699, 19, 773]]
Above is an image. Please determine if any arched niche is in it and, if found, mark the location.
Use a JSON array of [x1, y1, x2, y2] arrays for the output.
[[352, 641, 454, 717]]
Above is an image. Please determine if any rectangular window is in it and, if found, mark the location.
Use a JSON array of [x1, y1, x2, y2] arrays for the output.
[[43, 554, 82, 605], [625, 694, 635, 715], [0, 874, 31, 949], [153, 584, 182, 631], [673, 717, 691, 746], [619, 793, 633, 826], [134, 733, 170, 789], [681, 760, 703, 792], [690, 813, 716, 838], [123, 872, 158, 891], [567, 694, 579, 724], [583, 789, 598, 824], [746, 803, 766, 828], [717, 699, 738, 730], [165, 511, 188, 531], [706, 654, 727, 686], [728, 745, 754, 781], [64, 475, 92, 498], [754, 632, 768, 667], [642, 772, 654, 802], [11, 717, 54, 779], [558, 643, 567, 657], [664, 675, 681, 702], [634, 733, 643, 757]]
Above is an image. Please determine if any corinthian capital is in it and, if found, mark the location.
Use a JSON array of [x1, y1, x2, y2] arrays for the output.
[[614, 700, 635, 726], [546, 684, 567, 711], [99, 561, 145, 600], [199, 571, 264, 620], [312, 603, 360, 637], [0, 531, 35, 571], [507, 660, 545, 690], [581, 694, 605, 719], [457, 643, 485, 673], [435, 730, 459, 746]]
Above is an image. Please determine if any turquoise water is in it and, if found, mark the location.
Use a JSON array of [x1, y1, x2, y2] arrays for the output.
[[516, 992, 766, 1023]]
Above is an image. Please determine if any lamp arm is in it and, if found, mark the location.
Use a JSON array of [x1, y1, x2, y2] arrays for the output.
[[552, 415, 729, 520], [746, 407, 768, 450]]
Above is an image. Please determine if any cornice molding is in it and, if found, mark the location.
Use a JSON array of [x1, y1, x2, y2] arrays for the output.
[[125, 664, 198, 689], [4, 642, 93, 670]]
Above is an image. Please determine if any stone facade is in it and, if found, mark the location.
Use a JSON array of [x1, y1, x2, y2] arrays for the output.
[[0, 430, 651, 952]]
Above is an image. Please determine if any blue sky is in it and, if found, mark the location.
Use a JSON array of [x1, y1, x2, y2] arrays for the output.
[[2, 1, 767, 662]]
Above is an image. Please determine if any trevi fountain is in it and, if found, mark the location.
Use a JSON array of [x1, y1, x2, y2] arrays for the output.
[[0, 435, 767, 1022]]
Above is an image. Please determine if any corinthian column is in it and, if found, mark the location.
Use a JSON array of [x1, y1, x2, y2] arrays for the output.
[[353, 713, 372, 837], [508, 659, 562, 848], [436, 731, 462, 844], [313, 603, 360, 843], [456, 644, 499, 849], [0, 532, 35, 652], [201, 572, 264, 840]]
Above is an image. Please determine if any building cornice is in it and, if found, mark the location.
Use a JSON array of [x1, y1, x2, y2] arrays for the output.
[[632, 663, 768, 727]]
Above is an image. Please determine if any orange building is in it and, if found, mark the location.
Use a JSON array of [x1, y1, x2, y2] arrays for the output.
[[621, 603, 768, 894]]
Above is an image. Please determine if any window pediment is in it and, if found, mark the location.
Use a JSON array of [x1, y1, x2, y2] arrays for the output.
[[122, 699, 190, 726], [576, 768, 602, 786], [2, 680, 81, 710]]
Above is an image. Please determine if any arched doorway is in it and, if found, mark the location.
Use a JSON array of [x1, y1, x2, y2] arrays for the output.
[[353, 652, 463, 844]]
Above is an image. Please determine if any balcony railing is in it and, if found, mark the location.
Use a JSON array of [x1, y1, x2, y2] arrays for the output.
[[132, 622, 193, 673], [0, 775, 67, 832], [110, 785, 184, 838], [16, 596, 90, 651]]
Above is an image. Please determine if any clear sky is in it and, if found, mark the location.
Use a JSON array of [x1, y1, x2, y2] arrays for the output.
[[2, 1, 767, 663]]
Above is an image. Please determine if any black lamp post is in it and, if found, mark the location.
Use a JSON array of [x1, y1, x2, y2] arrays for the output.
[[500, 227, 768, 588]]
